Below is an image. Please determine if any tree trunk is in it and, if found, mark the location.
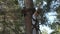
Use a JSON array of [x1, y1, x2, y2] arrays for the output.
[[23, 0, 35, 34], [24, 0, 34, 8]]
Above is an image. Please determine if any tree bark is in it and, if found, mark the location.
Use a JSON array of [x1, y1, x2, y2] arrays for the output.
[[24, 0, 34, 8], [23, 0, 35, 34], [24, 11, 32, 34]]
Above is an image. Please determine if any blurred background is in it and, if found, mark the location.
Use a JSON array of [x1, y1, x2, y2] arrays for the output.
[[0, 0, 25, 34], [0, 0, 60, 34]]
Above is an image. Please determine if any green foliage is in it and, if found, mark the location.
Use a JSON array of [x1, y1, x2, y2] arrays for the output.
[[0, 0, 25, 34], [0, 0, 60, 34]]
